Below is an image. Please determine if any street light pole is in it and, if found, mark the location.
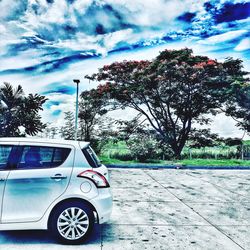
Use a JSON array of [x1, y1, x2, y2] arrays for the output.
[[73, 79, 80, 140]]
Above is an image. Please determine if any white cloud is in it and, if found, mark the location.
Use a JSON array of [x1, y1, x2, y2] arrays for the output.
[[0, 0, 249, 139], [0, 24, 6, 33], [0, 0, 210, 57], [102, 29, 133, 52], [199, 30, 249, 44], [0, 0, 27, 21], [210, 113, 250, 139], [235, 38, 250, 51], [41, 92, 76, 127]]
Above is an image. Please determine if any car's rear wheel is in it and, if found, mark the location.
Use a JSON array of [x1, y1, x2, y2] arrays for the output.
[[49, 201, 94, 244]]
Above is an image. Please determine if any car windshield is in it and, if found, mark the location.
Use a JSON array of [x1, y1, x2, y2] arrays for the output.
[[82, 146, 101, 168]]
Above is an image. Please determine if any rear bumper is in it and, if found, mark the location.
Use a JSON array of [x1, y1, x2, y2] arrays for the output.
[[91, 188, 113, 224]]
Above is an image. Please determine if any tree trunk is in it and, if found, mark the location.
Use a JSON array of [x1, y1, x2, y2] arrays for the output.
[[171, 139, 187, 160], [172, 147, 183, 160]]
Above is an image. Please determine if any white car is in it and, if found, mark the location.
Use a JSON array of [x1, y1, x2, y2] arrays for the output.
[[0, 138, 112, 244]]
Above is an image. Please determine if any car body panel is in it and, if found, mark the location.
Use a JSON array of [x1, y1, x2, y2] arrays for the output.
[[2, 142, 75, 223], [0, 138, 112, 231], [0, 187, 112, 230]]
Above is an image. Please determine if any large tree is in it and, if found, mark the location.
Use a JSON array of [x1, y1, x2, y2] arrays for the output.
[[0, 82, 47, 137], [86, 49, 248, 158]]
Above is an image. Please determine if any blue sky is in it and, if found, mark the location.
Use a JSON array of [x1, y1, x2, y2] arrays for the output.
[[0, 0, 249, 137]]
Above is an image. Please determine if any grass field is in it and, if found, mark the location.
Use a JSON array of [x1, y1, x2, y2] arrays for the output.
[[179, 159, 250, 166], [100, 140, 250, 166], [100, 156, 250, 166], [244, 140, 250, 145]]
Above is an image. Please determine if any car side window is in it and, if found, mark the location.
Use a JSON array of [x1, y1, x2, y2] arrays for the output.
[[0, 145, 14, 170], [82, 146, 101, 168], [17, 146, 71, 169]]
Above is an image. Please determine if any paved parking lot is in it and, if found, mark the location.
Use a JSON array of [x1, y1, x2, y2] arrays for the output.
[[1, 168, 250, 249]]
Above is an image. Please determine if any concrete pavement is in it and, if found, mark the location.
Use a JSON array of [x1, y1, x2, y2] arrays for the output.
[[1, 168, 250, 249]]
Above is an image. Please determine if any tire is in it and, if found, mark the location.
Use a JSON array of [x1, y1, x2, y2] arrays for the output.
[[49, 201, 94, 244]]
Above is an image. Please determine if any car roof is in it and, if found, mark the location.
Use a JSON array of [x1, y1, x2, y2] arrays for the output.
[[0, 137, 90, 148]]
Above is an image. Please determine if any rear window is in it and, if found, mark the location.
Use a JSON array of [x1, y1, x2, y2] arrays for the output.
[[17, 146, 71, 169], [82, 146, 101, 168], [0, 145, 14, 170]]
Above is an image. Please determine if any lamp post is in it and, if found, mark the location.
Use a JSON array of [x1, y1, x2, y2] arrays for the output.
[[73, 79, 80, 140]]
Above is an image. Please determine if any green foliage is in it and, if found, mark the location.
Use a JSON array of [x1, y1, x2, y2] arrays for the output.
[[188, 129, 220, 148], [223, 137, 243, 146], [101, 131, 174, 162], [100, 138, 247, 162], [0, 82, 47, 137]]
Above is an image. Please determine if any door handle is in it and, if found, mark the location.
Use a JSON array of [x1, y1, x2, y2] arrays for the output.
[[50, 174, 67, 181]]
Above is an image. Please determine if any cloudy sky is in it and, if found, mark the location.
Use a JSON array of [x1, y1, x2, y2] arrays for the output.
[[0, 0, 249, 137]]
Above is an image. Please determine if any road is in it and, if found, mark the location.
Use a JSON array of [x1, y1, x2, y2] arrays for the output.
[[1, 168, 250, 249]]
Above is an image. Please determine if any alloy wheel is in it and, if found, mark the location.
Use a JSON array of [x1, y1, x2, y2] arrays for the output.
[[57, 207, 89, 240]]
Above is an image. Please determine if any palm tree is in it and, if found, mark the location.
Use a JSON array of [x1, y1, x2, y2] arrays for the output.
[[0, 82, 24, 109], [0, 83, 24, 136], [0, 82, 47, 137]]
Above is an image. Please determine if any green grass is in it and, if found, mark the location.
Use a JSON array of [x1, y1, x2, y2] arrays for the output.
[[100, 155, 173, 165], [100, 156, 136, 165], [179, 159, 250, 166], [101, 141, 130, 155], [244, 140, 250, 145], [100, 156, 250, 166]]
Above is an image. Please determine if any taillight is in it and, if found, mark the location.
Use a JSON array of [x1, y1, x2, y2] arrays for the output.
[[77, 170, 110, 188]]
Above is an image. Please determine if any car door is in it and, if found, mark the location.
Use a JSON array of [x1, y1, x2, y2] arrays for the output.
[[1, 143, 75, 223], [0, 142, 19, 223]]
